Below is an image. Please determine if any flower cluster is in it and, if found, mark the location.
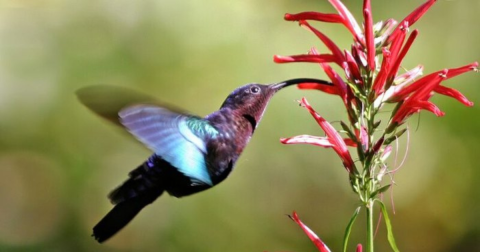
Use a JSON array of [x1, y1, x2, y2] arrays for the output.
[[276, 0, 477, 174], [273, 0, 477, 251]]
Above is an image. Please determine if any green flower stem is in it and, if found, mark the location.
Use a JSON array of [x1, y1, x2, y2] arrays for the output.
[[364, 98, 376, 252], [366, 199, 375, 252]]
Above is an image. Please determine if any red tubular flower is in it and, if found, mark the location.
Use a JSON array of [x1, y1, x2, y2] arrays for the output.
[[390, 70, 448, 125], [389, 63, 477, 105], [404, 69, 447, 101], [387, 29, 419, 84], [299, 20, 345, 66], [381, 145, 393, 162], [445, 62, 479, 80], [356, 244, 363, 252], [434, 85, 473, 107], [289, 212, 332, 252], [273, 54, 336, 64], [372, 136, 385, 154], [356, 126, 369, 149], [344, 50, 363, 85], [383, 21, 408, 86], [388, 69, 445, 102], [281, 135, 334, 148], [293, 47, 355, 105], [321, 63, 349, 104], [392, 99, 445, 125], [389, 0, 436, 43], [376, 19, 397, 44], [327, 0, 363, 43], [374, 66, 423, 108], [372, 48, 392, 94], [297, 83, 340, 95], [284, 1, 363, 43], [281, 98, 355, 173], [352, 44, 367, 67], [363, 0, 375, 71], [394, 65, 424, 85], [285, 12, 344, 23]]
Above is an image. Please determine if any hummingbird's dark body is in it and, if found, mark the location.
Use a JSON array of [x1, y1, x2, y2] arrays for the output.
[[77, 78, 331, 243]]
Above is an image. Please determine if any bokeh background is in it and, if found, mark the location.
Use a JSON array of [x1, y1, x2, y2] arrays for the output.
[[0, 0, 479, 251]]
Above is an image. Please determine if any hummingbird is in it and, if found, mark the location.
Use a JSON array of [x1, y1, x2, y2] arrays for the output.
[[76, 78, 331, 243]]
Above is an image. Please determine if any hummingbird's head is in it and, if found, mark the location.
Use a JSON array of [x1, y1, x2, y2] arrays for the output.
[[220, 78, 332, 129], [220, 83, 274, 111]]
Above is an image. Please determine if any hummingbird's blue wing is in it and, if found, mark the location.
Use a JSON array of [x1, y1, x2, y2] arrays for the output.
[[119, 105, 218, 186]]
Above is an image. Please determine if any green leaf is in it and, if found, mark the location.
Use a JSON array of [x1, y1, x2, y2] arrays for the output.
[[343, 206, 361, 252], [371, 184, 392, 198], [376, 200, 400, 252], [385, 128, 407, 145], [346, 81, 366, 99], [340, 121, 356, 141]]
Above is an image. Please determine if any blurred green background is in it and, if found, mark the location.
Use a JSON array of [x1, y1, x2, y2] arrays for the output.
[[0, 0, 479, 251]]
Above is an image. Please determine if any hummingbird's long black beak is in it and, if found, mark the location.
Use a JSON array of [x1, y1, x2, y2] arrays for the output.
[[270, 78, 333, 92]]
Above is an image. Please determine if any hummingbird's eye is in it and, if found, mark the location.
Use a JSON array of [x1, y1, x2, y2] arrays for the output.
[[250, 86, 260, 94]]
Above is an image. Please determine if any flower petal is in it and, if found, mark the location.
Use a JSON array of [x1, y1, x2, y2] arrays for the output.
[[280, 135, 334, 148], [434, 85, 474, 107], [299, 20, 345, 66], [357, 126, 369, 149], [274, 54, 337, 64], [381, 145, 393, 162], [375, 65, 424, 107], [327, 0, 363, 43], [363, 0, 375, 70], [394, 65, 424, 85], [376, 18, 398, 47], [356, 244, 363, 252], [387, 21, 408, 75], [289, 212, 332, 252], [445, 62, 479, 80], [352, 44, 367, 68], [297, 83, 341, 95], [344, 50, 363, 85], [389, 62, 477, 105], [372, 48, 392, 95], [300, 98, 355, 173], [372, 136, 385, 154], [408, 69, 447, 101], [320, 63, 349, 104], [389, 0, 436, 43], [388, 69, 447, 102], [285, 12, 344, 23], [387, 29, 419, 83], [344, 138, 358, 147], [414, 100, 445, 117], [392, 100, 444, 124]]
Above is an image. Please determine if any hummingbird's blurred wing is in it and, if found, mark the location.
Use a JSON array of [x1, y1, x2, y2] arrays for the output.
[[76, 85, 188, 127], [119, 105, 218, 186]]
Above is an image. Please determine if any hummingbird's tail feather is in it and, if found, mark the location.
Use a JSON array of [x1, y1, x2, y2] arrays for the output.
[[92, 188, 163, 243], [93, 159, 165, 242], [108, 161, 163, 205]]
